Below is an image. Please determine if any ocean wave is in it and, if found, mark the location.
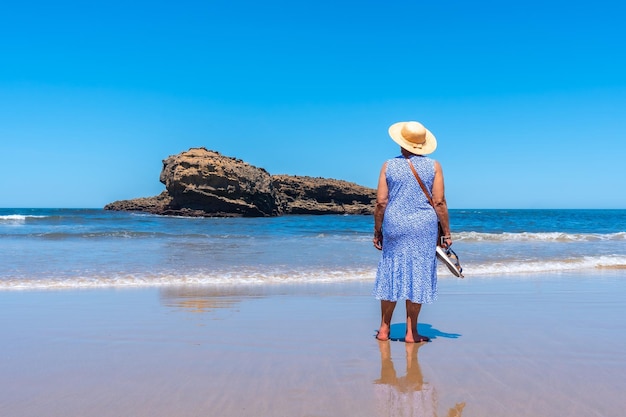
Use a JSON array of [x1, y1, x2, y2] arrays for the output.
[[464, 255, 626, 275], [35, 231, 212, 240], [0, 214, 48, 222], [347, 231, 626, 243], [0, 268, 377, 291], [2, 255, 625, 290], [0, 231, 264, 240], [455, 231, 626, 242]]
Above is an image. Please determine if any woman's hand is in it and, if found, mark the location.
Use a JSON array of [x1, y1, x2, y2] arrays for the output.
[[373, 231, 383, 250], [441, 236, 452, 248]]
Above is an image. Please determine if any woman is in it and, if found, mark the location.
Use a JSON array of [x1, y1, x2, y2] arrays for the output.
[[373, 121, 452, 343]]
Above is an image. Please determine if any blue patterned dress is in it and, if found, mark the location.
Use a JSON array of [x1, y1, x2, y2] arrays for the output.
[[373, 155, 438, 304]]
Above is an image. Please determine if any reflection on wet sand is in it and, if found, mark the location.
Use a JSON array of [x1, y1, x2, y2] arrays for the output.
[[159, 286, 265, 313], [374, 340, 465, 417]]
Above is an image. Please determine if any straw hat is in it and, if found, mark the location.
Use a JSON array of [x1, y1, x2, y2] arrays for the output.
[[388, 121, 437, 155]]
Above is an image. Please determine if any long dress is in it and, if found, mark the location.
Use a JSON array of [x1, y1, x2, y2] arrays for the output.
[[373, 155, 438, 304]]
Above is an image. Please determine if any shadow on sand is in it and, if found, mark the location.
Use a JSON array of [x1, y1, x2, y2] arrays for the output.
[[386, 323, 461, 342]]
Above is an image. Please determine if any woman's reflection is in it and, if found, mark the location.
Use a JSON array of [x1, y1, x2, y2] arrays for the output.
[[374, 340, 465, 417], [159, 286, 258, 313]]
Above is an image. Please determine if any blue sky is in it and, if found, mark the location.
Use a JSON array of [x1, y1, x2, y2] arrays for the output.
[[1, 0, 625, 209]]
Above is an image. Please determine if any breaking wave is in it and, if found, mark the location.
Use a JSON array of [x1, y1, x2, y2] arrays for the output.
[[2, 254, 625, 291], [455, 231, 626, 242]]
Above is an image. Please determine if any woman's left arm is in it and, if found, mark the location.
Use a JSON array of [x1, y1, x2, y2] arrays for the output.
[[432, 161, 452, 247]]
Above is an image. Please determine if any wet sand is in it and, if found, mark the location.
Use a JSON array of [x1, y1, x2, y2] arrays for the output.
[[2, 272, 625, 417]]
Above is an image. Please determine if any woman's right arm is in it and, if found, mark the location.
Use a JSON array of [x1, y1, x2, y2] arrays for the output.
[[373, 162, 388, 250]]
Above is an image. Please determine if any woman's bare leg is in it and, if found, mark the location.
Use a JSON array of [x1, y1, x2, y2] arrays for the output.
[[405, 300, 430, 343], [376, 300, 397, 341]]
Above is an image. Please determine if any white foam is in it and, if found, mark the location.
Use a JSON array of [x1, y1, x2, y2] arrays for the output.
[[0, 268, 378, 291], [2, 255, 625, 291], [456, 231, 626, 242], [462, 255, 626, 275], [0, 214, 46, 221]]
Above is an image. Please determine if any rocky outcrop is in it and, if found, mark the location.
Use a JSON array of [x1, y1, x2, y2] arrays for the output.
[[159, 148, 280, 217], [273, 175, 376, 215], [105, 148, 375, 217]]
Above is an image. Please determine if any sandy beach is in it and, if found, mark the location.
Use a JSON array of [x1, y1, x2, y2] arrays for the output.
[[2, 272, 625, 417]]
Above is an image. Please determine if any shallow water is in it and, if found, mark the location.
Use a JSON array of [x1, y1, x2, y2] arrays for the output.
[[1, 209, 625, 289]]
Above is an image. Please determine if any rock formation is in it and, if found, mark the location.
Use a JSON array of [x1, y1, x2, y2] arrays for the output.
[[272, 175, 375, 215], [104, 148, 376, 217]]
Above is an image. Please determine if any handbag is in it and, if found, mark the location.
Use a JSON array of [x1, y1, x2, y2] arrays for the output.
[[405, 157, 464, 278]]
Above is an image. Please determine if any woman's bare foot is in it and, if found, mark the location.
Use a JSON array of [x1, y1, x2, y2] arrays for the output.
[[404, 331, 430, 343], [375, 327, 390, 341]]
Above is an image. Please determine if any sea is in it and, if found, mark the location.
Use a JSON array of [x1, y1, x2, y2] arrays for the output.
[[1, 209, 625, 290]]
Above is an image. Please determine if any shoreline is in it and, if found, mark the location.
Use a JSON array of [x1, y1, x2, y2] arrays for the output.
[[2, 272, 625, 417]]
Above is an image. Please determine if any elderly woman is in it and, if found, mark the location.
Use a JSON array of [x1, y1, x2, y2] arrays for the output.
[[373, 121, 453, 343]]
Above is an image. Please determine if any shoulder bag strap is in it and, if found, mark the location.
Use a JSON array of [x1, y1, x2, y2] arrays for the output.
[[406, 156, 445, 246], [405, 156, 436, 211]]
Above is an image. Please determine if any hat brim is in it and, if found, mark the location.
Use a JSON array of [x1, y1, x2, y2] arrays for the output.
[[388, 122, 437, 155]]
